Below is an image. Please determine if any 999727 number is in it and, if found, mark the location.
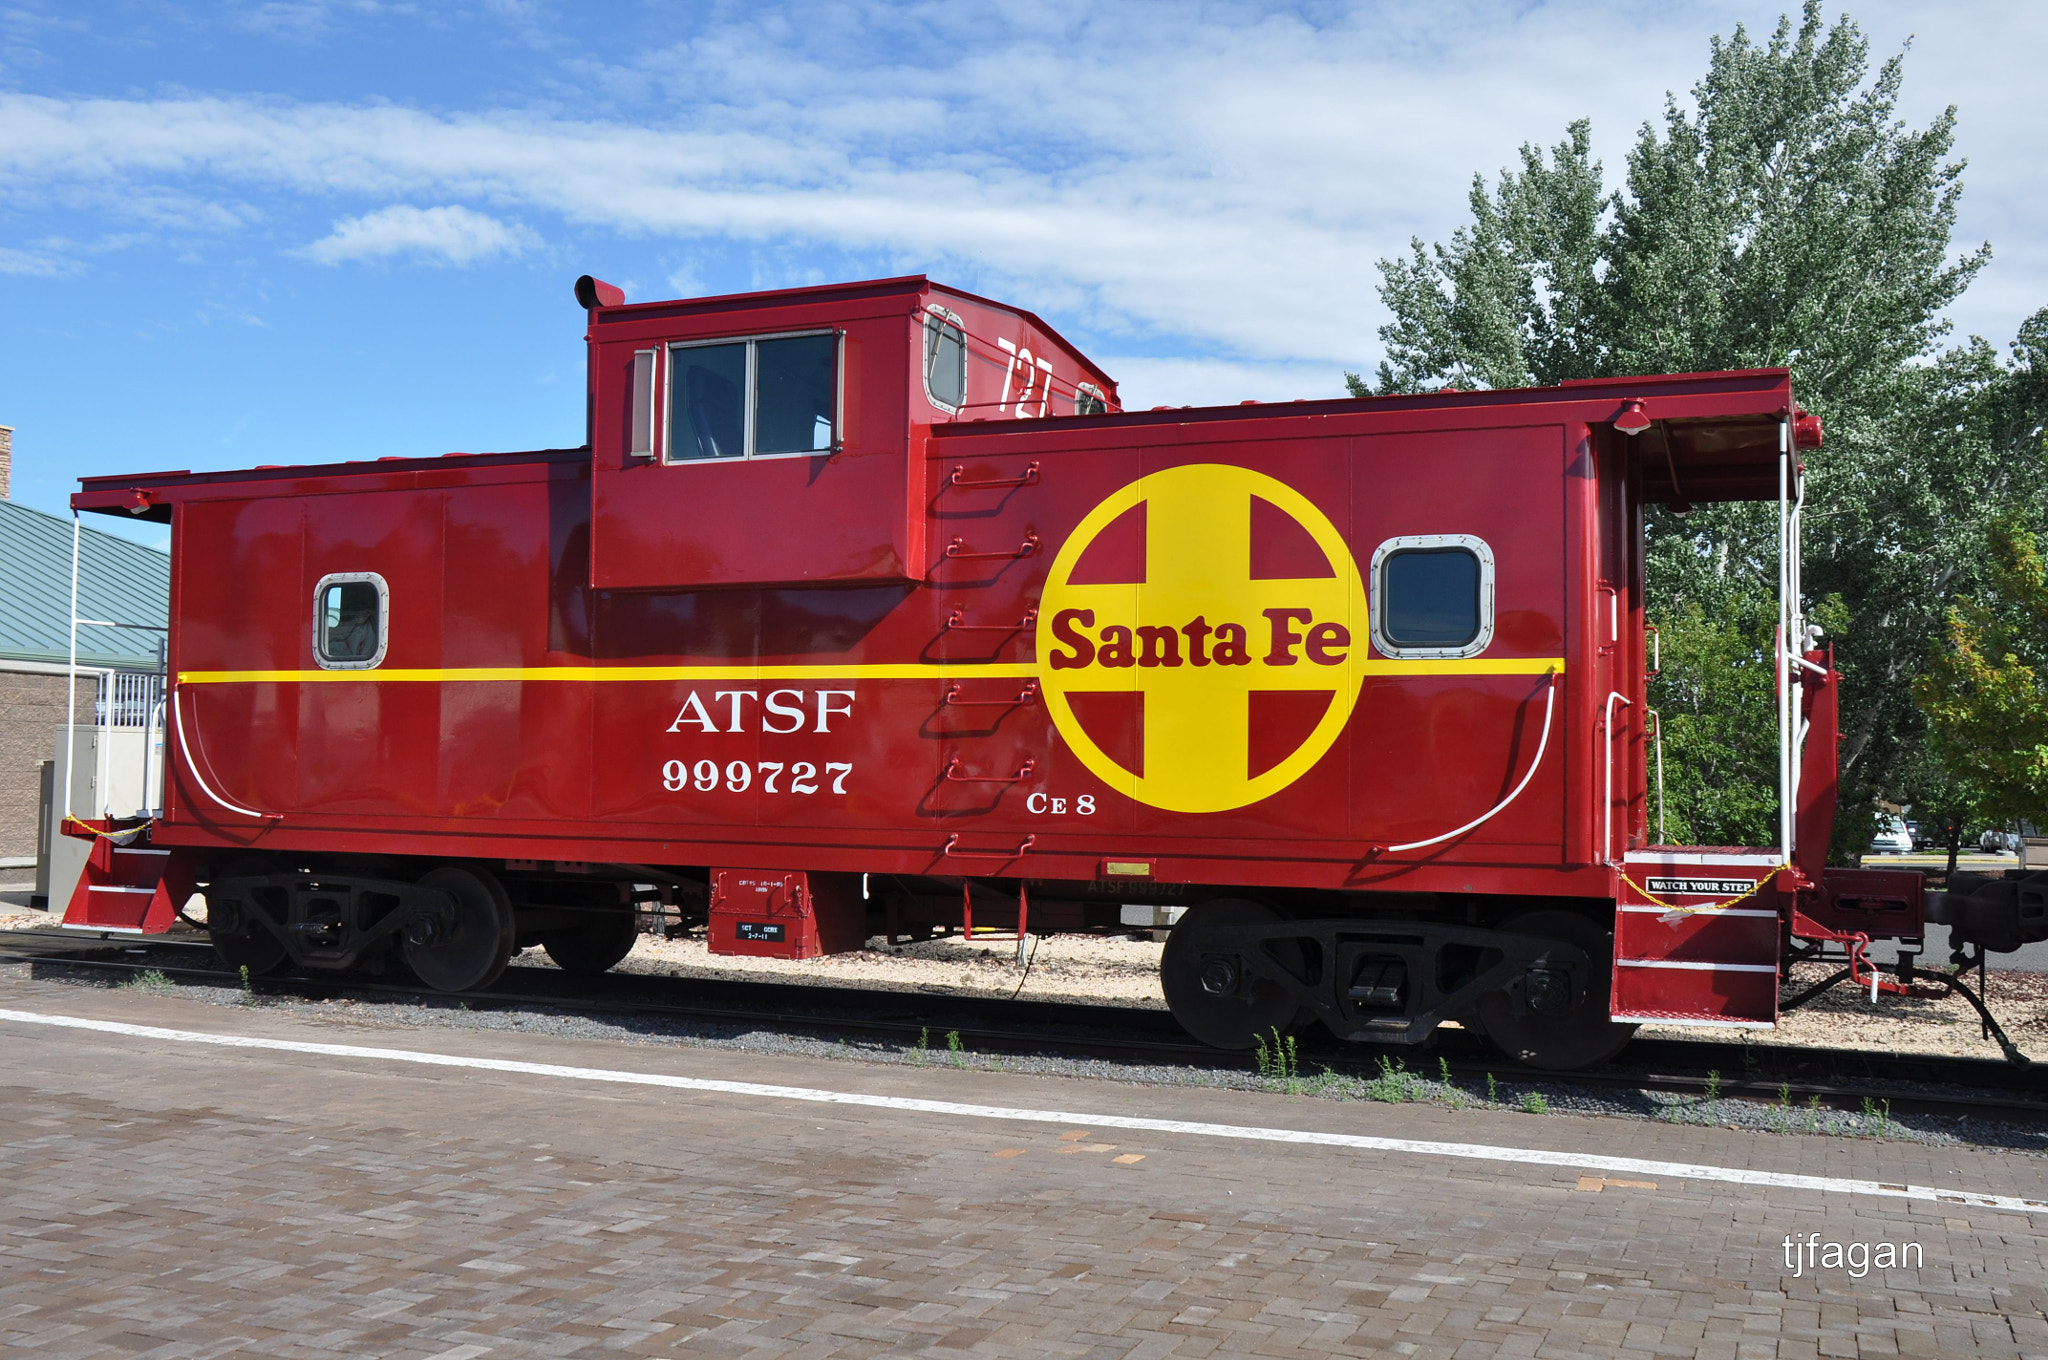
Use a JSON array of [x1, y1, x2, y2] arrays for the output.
[[662, 760, 852, 795]]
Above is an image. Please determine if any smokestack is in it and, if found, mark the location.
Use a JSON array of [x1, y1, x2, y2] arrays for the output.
[[0, 425, 11, 499]]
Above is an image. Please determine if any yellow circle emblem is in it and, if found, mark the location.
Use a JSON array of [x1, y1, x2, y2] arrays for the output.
[[1035, 464, 1368, 813]]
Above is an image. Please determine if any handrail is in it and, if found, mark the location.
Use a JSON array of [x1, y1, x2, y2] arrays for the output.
[[170, 686, 278, 821], [941, 833, 1036, 861], [1603, 689, 1633, 864], [948, 461, 1040, 490], [943, 681, 1039, 708], [943, 607, 1037, 634], [141, 698, 165, 819], [944, 533, 1040, 562], [1380, 670, 1558, 854], [943, 755, 1036, 784], [1647, 708, 1665, 845]]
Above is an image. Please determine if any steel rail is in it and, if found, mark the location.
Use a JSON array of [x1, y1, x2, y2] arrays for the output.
[[6, 934, 2045, 1127]]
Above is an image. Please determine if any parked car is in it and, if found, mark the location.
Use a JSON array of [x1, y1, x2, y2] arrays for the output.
[[1870, 817, 1915, 855], [1980, 827, 2023, 854], [1904, 818, 1925, 849]]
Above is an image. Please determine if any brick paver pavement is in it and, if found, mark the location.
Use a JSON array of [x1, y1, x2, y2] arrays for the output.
[[0, 973, 2044, 1358]]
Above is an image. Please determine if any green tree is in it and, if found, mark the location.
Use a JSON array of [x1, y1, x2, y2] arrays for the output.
[[1915, 513, 2048, 828], [1354, 2, 1982, 403], [1351, 1, 2006, 850]]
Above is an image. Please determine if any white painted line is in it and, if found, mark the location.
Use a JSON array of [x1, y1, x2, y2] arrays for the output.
[[2, 1007, 2042, 1215]]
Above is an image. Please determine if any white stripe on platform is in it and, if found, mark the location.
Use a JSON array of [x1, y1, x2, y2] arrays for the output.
[[1, 1007, 2041, 1215]]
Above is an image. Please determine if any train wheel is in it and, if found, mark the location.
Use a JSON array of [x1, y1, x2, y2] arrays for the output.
[[206, 855, 288, 976], [403, 866, 515, 992], [540, 911, 641, 975], [1475, 909, 1637, 1071], [1160, 899, 1306, 1050]]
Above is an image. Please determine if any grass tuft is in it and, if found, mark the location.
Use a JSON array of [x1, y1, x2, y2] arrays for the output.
[[122, 968, 173, 995]]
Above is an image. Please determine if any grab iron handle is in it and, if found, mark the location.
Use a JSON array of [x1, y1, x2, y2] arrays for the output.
[[948, 461, 1039, 490], [944, 755, 1036, 784], [945, 533, 1040, 561], [941, 833, 1037, 861], [943, 681, 1039, 708], [943, 607, 1037, 633]]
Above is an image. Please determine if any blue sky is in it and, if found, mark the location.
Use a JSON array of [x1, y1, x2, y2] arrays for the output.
[[3, 1, 2041, 549]]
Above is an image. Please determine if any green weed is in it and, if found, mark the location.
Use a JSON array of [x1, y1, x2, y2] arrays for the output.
[[1253, 1028, 1301, 1092], [913, 1027, 930, 1066], [237, 963, 256, 1007], [1766, 1082, 1792, 1132], [946, 1030, 965, 1068], [122, 968, 172, 995], [1366, 1055, 1419, 1103], [1486, 1072, 1498, 1107], [1437, 1058, 1466, 1109], [1521, 1090, 1549, 1115]]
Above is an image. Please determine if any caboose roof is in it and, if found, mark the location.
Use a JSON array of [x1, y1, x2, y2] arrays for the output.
[[924, 365, 1798, 505]]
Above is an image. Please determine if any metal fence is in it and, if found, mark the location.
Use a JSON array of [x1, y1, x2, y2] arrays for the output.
[[96, 669, 165, 729]]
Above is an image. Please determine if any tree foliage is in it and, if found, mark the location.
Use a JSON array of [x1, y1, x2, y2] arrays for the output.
[[1352, 1, 1983, 404], [1915, 513, 2048, 824], [1351, 1, 2040, 852]]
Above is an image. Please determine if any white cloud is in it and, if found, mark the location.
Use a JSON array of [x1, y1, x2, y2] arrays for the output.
[[0, 0, 2039, 370], [1100, 356, 1359, 412], [298, 204, 538, 266], [236, 0, 411, 40], [0, 244, 81, 276]]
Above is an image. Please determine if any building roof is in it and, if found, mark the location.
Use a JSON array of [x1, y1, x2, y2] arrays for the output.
[[0, 499, 168, 670]]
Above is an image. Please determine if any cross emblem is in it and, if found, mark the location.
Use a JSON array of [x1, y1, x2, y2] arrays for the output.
[[1036, 464, 1369, 813]]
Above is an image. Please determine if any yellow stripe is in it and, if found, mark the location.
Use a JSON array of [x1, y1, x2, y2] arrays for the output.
[[177, 663, 1042, 684], [1363, 657, 1564, 677], [177, 657, 1565, 685]]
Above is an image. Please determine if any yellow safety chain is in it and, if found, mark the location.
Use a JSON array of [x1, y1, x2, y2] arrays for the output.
[[1620, 862, 1791, 916], [62, 817, 155, 845]]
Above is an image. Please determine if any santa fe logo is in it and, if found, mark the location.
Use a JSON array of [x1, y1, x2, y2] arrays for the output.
[[1036, 463, 1369, 814]]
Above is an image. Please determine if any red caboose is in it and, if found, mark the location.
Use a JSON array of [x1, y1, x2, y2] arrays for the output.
[[64, 272, 1955, 1068]]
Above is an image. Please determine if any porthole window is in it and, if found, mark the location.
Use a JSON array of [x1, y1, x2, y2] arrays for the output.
[[1075, 382, 1108, 416], [1369, 536, 1495, 659], [924, 307, 967, 413], [313, 572, 388, 670], [667, 330, 840, 462]]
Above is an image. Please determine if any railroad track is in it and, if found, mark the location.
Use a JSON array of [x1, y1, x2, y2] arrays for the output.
[[6, 929, 2045, 1126]]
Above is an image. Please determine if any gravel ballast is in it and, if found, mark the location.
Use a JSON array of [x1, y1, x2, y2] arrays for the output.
[[5, 913, 2045, 1156]]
